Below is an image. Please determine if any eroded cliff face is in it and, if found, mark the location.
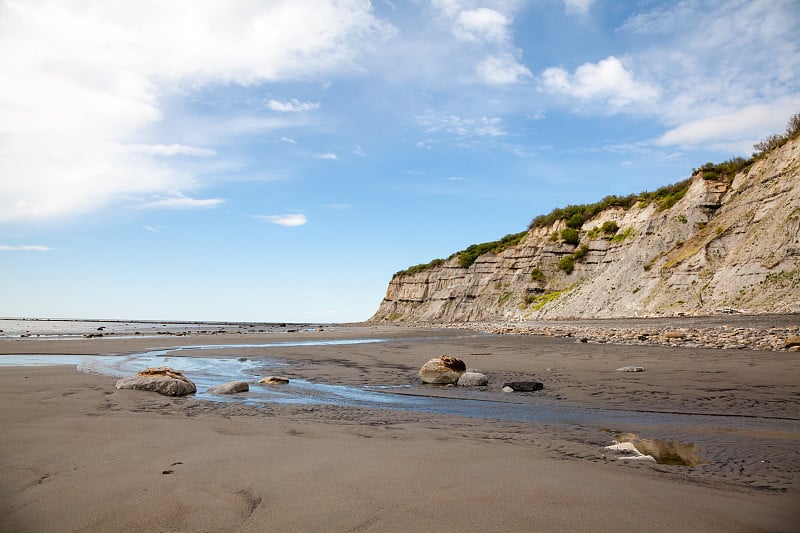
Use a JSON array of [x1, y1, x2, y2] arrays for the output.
[[372, 137, 800, 322]]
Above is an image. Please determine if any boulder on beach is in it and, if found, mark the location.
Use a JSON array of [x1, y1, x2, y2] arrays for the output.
[[419, 356, 466, 384], [502, 381, 543, 392], [115, 367, 196, 396], [457, 372, 488, 387], [207, 381, 249, 394], [259, 376, 290, 385]]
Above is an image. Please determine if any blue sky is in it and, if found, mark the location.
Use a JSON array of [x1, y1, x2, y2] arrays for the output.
[[1, 0, 798, 322]]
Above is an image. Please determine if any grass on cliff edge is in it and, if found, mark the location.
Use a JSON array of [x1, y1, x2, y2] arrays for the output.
[[393, 112, 800, 279]]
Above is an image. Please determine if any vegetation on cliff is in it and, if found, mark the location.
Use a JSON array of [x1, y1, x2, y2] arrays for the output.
[[455, 231, 528, 268], [391, 113, 800, 281], [752, 112, 800, 156], [393, 231, 527, 277]]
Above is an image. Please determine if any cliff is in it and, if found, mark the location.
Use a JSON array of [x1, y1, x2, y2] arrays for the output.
[[372, 136, 800, 322]]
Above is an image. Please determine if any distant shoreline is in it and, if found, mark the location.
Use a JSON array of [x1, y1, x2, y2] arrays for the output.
[[2, 314, 797, 351]]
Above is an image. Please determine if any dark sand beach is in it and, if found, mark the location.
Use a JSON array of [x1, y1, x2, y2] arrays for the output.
[[1, 321, 799, 531]]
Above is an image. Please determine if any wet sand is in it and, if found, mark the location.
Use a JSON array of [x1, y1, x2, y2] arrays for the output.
[[1, 325, 799, 531]]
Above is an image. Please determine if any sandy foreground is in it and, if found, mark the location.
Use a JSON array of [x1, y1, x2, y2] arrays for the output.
[[1, 324, 799, 532]]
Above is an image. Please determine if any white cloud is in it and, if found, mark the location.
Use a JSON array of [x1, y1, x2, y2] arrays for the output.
[[143, 225, 161, 232], [615, 1, 800, 151], [315, 152, 338, 160], [427, 1, 530, 87], [126, 144, 216, 157], [0, 0, 392, 222], [266, 99, 321, 112], [542, 56, 659, 111], [454, 8, 509, 43], [656, 99, 799, 151], [323, 203, 351, 209], [141, 194, 225, 209], [280, 136, 297, 144], [477, 54, 531, 84], [564, 0, 594, 16], [255, 213, 308, 227], [353, 145, 365, 157], [429, 0, 465, 18], [416, 111, 506, 137], [0, 244, 53, 252]]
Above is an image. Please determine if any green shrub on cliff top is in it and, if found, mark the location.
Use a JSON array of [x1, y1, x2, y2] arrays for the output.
[[752, 111, 800, 156], [394, 258, 445, 277], [393, 231, 528, 277], [527, 179, 695, 230], [697, 157, 751, 182], [530, 194, 637, 230], [457, 231, 528, 268]]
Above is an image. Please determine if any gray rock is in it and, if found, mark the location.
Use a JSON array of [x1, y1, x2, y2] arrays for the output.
[[115, 367, 196, 396], [616, 366, 644, 372], [208, 381, 249, 394], [418, 356, 466, 385], [457, 372, 488, 387]]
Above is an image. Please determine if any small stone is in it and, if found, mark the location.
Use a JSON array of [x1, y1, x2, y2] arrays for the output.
[[259, 376, 290, 385], [208, 381, 249, 394], [502, 386, 514, 393], [457, 372, 489, 387], [616, 366, 644, 372]]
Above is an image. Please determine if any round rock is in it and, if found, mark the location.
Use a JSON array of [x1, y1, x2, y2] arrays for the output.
[[419, 356, 467, 385], [115, 366, 196, 396]]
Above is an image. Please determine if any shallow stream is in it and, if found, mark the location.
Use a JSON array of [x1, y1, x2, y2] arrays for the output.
[[2, 338, 797, 438]]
